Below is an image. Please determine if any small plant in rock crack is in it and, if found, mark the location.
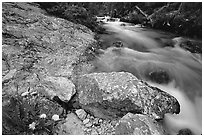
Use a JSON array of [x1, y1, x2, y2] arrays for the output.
[[29, 114, 59, 135], [2, 95, 60, 135]]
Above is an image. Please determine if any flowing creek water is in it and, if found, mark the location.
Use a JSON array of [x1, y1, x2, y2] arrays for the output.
[[91, 21, 202, 134]]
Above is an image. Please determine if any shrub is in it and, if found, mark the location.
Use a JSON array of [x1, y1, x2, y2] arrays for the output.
[[37, 2, 105, 33]]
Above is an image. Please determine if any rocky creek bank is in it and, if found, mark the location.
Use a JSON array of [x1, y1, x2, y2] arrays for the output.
[[2, 2, 196, 135]]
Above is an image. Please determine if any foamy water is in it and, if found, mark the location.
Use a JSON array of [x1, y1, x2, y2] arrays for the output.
[[148, 81, 202, 135]]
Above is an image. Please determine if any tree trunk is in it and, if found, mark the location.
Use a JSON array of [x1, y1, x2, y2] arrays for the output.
[[135, 5, 148, 18]]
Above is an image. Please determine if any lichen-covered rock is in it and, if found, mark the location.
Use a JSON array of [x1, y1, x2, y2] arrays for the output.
[[115, 113, 165, 135], [2, 2, 95, 100], [55, 113, 85, 135], [75, 72, 180, 120]]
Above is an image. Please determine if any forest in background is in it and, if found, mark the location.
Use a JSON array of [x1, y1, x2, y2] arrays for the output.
[[38, 2, 202, 39]]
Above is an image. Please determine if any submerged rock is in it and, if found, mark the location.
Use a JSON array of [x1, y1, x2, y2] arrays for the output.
[[74, 72, 180, 120], [112, 41, 124, 47], [115, 113, 165, 135], [145, 69, 171, 84]]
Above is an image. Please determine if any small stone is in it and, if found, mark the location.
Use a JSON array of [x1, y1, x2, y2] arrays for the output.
[[83, 128, 88, 131], [91, 129, 98, 135], [90, 115, 94, 120], [93, 118, 100, 126], [83, 119, 90, 125], [94, 117, 99, 122], [86, 114, 91, 119], [75, 109, 87, 120], [97, 129, 102, 135], [31, 91, 38, 96], [21, 91, 29, 97], [85, 122, 92, 127], [111, 120, 118, 126], [99, 119, 103, 123]]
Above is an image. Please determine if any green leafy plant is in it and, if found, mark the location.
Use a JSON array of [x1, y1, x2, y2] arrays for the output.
[[2, 94, 60, 135]]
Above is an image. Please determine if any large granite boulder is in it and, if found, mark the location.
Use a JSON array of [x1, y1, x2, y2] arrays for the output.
[[74, 72, 180, 120]]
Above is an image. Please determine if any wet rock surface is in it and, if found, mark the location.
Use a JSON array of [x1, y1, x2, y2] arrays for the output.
[[145, 69, 171, 84], [75, 72, 180, 120]]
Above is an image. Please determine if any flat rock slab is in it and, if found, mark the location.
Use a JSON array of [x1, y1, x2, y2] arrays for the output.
[[115, 113, 165, 135], [75, 72, 180, 120]]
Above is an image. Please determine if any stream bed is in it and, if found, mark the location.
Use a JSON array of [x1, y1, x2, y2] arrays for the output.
[[91, 21, 202, 134]]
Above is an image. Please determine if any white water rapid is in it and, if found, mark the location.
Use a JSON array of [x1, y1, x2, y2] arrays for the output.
[[93, 21, 202, 134]]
